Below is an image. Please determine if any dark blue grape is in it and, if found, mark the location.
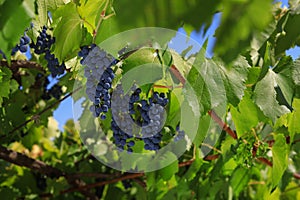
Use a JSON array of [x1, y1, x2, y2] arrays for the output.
[[78, 44, 97, 64], [31, 26, 65, 77], [127, 88, 169, 151]]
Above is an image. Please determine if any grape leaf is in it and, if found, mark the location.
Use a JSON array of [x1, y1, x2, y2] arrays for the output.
[[287, 98, 300, 141], [0, 81, 9, 105], [53, 3, 83, 62], [193, 115, 211, 147], [273, 56, 295, 107], [188, 49, 226, 114], [216, 56, 250, 106], [37, 0, 65, 25], [254, 69, 290, 123], [158, 160, 178, 181], [231, 92, 265, 137], [182, 150, 203, 181], [77, 0, 105, 34], [0, 67, 12, 104], [272, 134, 288, 188], [293, 59, 300, 86], [230, 167, 250, 197], [186, 66, 211, 114], [275, 13, 300, 56]]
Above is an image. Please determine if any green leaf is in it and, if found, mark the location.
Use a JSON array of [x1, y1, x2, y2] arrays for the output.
[[182, 150, 203, 181], [293, 59, 300, 85], [273, 56, 295, 106], [0, 0, 34, 59], [0, 67, 12, 104], [254, 69, 290, 123], [287, 98, 300, 141], [230, 167, 250, 197], [37, 0, 65, 25], [217, 56, 250, 106], [53, 2, 83, 62], [246, 67, 261, 86], [215, 0, 272, 63], [187, 66, 211, 114], [194, 115, 211, 147], [0, 80, 10, 101], [231, 92, 265, 137], [77, 0, 105, 34], [113, 0, 219, 33], [188, 49, 226, 113], [275, 13, 300, 56], [272, 134, 289, 188], [158, 160, 178, 181], [121, 48, 161, 74]]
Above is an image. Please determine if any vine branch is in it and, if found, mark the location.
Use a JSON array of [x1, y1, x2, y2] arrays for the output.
[[0, 145, 64, 178], [1, 60, 44, 72]]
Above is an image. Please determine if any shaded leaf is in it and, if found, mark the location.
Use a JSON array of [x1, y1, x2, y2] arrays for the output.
[[214, 0, 272, 63]]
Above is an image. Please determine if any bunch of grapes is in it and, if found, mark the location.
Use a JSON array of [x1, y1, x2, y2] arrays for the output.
[[92, 67, 115, 119], [110, 84, 136, 152], [31, 26, 65, 77], [79, 46, 117, 119], [31, 26, 55, 54], [130, 91, 169, 150], [78, 44, 97, 64], [11, 33, 31, 55], [110, 84, 169, 151]]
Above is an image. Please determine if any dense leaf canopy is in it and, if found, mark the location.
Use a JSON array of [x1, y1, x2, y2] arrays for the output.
[[1, 0, 300, 199]]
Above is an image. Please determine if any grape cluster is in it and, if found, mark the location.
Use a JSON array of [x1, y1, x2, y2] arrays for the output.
[[31, 26, 65, 77], [78, 44, 96, 64], [111, 119, 134, 153], [11, 33, 31, 55], [128, 90, 168, 150], [110, 84, 136, 152], [92, 67, 115, 119], [31, 26, 55, 54], [111, 85, 169, 151], [80, 46, 117, 119]]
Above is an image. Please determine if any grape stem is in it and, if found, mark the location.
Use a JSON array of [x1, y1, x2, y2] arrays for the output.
[[208, 110, 238, 139], [93, 0, 115, 43]]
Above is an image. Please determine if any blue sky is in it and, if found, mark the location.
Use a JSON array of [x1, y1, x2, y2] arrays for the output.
[[53, 0, 300, 131]]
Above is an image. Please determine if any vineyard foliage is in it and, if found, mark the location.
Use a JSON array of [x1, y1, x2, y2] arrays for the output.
[[1, 0, 300, 199]]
